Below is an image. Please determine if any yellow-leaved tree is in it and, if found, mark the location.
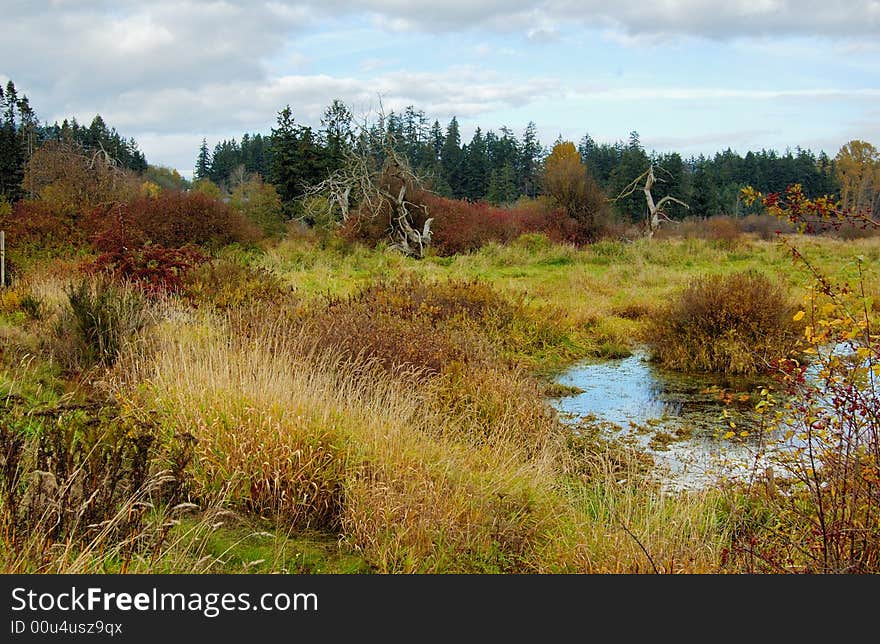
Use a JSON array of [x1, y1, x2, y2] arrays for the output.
[[542, 141, 610, 242], [835, 139, 880, 216]]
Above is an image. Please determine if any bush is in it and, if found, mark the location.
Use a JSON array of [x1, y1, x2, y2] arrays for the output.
[[299, 278, 505, 376], [230, 177, 286, 237], [425, 195, 578, 255], [703, 216, 742, 247], [89, 220, 207, 294], [340, 192, 580, 256], [740, 214, 794, 240], [647, 271, 803, 374], [86, 191, 260, 250], [183, 260, 295, 310], [725, 184, 880, 573], [0, 200, 83, 249], [657, 215, 743, 247], [53, 279, 152, 370]]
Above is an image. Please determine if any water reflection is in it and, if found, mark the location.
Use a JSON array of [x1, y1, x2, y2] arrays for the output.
[[551, 351, 774, 490]]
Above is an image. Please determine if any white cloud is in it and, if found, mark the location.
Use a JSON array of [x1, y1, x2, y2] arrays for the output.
[[313, 1, 880, 39], [2, 1, 877, 174], [577, 87, 880, 101], [92, 69, 562, 134]]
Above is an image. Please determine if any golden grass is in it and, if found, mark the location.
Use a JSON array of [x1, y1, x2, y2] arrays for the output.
[[13, 234, 876, 573], [115, 309, 568, 571]]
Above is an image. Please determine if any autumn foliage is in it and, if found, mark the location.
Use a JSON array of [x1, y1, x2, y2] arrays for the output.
[[543, 141, 612, 242], [725, 184, 880, 572], [426, 194, 578, 255], [648, 270, 804, 375], [86, 191, 259, 249]]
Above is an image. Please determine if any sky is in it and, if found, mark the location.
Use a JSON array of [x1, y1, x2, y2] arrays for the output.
[[2, 1, 879, 178]]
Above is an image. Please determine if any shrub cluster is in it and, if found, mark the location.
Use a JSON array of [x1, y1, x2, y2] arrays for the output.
[[340, 192, 580, 256], [52, 279, 152, 370], [85, 192, 259, 249], [299, 278, 506, 376], [183, 260, 295, 310], [426, 195, 580, 255], [647, 270, 804, 374], [294, 277, 577, 378]]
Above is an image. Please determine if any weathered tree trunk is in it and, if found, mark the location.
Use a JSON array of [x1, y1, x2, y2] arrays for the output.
[[615, 164, 689, 239]]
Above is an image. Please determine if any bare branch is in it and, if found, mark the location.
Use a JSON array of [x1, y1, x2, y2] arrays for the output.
[[613, 164, 689, 239], [299, 103, 434, 258]]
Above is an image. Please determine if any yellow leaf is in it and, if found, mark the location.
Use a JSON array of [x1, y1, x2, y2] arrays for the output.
[[723, 431, 736, 440], [793, 310, 805, 322]]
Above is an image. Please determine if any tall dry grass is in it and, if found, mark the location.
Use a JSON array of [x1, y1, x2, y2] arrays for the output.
[[107, 300, 732, 573], [114, 308, 565, 571]]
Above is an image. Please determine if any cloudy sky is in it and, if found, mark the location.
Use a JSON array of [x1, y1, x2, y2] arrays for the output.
[[2, 1, 879, 177]]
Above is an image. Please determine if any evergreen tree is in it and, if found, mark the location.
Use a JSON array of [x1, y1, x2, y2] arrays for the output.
[[429, 120, 444, 161], [487, 163, 518, 205], [691, 158, 720, 217], [462, 127, 488, 200], [651, 152, 689, 219], [607, 132, 650, 221], [194, 138, 212, 180], [321, 99, 353, 173], [269, 105, 301, 210], [518, 121, 543, 198], [209, 139, 240, 186], [0, 81, 25, 202], [441, 117, 464, 198]]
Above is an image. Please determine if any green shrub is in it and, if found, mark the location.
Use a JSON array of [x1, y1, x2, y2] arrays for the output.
[[54, 279, 151, 369], [184, 260, 295, 310], [647, 270, 803, 374]]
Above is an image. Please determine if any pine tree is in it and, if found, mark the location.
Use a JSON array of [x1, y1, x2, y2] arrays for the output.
[[608, 131, 650, 221], [270, 105, 301, 210], [195, 138, 212, 180], [0, 81, 25, 202], [209, 139, 241, 186], [441, 117, 463, 198], [462, 127, 488, 200], [321, 99, 353, 173], [691, 158, 720, 217], [429, 120, 444, 162], [487, 163, 517, 205], [518, 121, 543, 198]]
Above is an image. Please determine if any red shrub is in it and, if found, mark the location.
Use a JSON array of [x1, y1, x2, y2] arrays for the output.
[[88, 218, 207, 294], [1, 199, 83, 247], [340, 192, 578, 256], [87, 192, 260, 249], [424, 195, 578, 255]]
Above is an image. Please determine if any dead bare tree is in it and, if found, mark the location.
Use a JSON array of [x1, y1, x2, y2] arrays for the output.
[[301, 112, 433, 259], [614, 164, 689, 239]]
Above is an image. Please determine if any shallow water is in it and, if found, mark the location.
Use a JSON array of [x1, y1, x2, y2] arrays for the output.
[[551, 350, 777, 490]]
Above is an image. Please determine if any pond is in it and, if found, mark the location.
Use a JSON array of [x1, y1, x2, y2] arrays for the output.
[[551, 349, 779, 491]]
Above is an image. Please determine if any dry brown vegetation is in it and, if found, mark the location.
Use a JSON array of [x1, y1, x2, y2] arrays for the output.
[[647, 270, 804, 374]]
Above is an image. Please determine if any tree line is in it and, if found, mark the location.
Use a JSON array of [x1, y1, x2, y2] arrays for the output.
[[3, 81, 876, 224], [196, 99, 859, 221], [1, 80, 148, 204]]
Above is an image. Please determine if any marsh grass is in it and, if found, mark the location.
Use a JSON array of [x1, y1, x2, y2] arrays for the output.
[[647, 270, 804, 374], [4, 234, 878, 574], [51, 278, 152, 371]]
